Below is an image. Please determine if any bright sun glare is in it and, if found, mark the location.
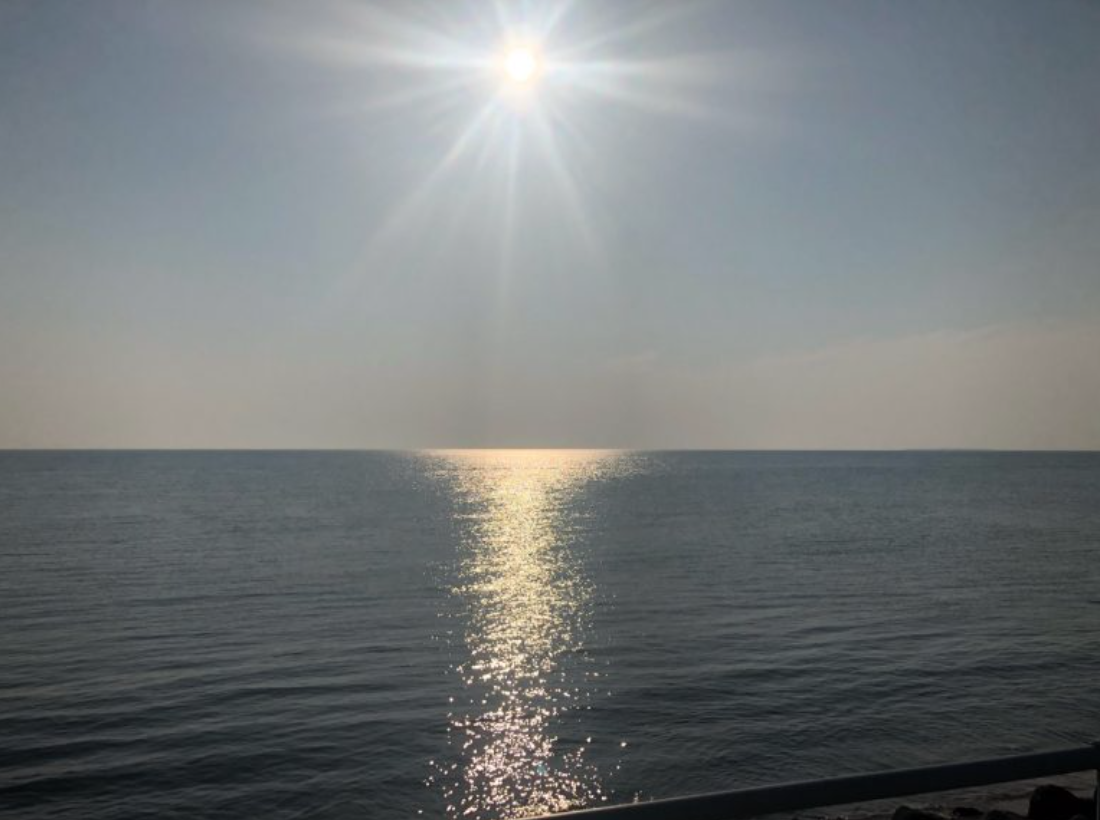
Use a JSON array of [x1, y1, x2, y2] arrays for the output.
[[306, 4, 732, 285], [502, 45, 540, 86]]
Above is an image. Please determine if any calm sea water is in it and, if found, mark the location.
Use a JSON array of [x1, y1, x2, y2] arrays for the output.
[[2, 451, 1099, 819]]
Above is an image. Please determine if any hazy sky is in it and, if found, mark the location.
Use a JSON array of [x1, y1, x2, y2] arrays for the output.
[[2, 0, 1099, 449]]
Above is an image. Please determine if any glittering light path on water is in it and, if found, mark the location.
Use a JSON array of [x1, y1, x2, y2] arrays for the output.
[[426, 451, 627, 819]]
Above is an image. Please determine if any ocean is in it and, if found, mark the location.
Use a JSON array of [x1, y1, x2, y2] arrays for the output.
[[1, 450, 1098, 819]]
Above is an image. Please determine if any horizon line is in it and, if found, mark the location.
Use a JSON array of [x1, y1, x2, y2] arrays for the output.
[[2, 447, 1099, 454]]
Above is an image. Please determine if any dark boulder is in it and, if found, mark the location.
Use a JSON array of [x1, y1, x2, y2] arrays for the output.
[[1028, 785, 1092, 820]]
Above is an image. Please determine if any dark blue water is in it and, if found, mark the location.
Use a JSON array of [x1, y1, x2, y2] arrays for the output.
[[2, 451, 1098, 819]]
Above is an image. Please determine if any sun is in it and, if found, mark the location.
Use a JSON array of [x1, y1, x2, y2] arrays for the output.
[[501, 44, 541, 87]]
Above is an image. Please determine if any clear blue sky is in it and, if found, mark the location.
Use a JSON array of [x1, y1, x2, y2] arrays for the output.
[[2, 0, 1098, 448]]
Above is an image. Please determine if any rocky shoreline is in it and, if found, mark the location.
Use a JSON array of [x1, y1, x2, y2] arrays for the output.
[[891, 784, 1097, 820], [796, 775, 1097, 820]]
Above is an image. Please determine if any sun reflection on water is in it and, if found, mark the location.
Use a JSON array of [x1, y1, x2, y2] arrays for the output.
[[426, 450, 628, 819]]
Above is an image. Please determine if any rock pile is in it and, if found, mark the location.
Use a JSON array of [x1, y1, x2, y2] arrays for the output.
[[891, 785, 1097, 820]]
